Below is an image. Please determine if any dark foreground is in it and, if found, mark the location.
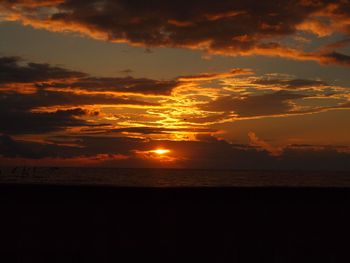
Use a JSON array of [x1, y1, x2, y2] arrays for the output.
[[1, 185, 350, 262]]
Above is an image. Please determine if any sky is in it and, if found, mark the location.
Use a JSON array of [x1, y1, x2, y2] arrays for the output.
[[0, 0, 350, 169]]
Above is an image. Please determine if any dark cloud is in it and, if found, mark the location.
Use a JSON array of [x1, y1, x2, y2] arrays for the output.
[[201, 91, 306, 117], [319, 51, 350, 66], [2, 1, 350, 65], [0, 89, 157, 111], [0, 56, 178, 95], [0, 56, 86, 84], [48, 0, 320, 47], [0, 135, 145, 159], [1, 134, 350, 170], [42, 76, 179, 95], [0, 107, 102, 135], [0, 134, 81, 159], [0, 57, 178, 95], [0, 135, 147, 160]]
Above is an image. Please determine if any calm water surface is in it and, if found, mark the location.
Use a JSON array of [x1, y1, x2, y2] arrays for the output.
[[0, 167, 350, 187]]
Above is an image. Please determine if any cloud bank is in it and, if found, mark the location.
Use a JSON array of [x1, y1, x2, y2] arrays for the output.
[[1, 0, 350, 65], [0, 56, 350, 169]]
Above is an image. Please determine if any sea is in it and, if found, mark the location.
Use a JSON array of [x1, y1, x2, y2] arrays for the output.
[[0, 166, 350, 187]]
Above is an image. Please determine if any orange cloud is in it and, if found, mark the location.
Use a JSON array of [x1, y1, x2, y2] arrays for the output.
[[178, 69, 253, 82], [248, 132, 283, 156], [1, 56, 350, 145], [296, 18, 333, 37]]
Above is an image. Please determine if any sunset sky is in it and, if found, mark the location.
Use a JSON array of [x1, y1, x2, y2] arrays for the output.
[[0, 0, 350, 169]]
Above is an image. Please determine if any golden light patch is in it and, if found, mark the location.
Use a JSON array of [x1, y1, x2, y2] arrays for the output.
[[134, 148, 177, 162], [150, 149, 170, 155]]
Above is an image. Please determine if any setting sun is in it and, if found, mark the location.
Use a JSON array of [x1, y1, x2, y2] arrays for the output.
[[151, 149, 171, 155]]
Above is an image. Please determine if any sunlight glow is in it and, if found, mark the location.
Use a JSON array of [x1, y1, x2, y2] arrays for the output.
[[151, 149, 170, 155]]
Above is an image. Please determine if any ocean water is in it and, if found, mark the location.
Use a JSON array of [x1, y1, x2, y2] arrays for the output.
[[0, 167, 350, 187]]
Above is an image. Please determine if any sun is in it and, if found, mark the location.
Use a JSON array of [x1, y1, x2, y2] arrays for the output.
[[151, 149, 170, 155]]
